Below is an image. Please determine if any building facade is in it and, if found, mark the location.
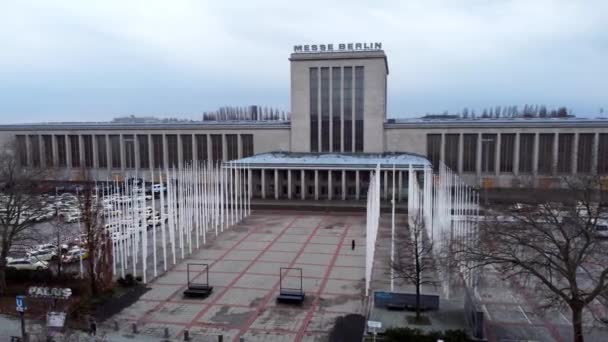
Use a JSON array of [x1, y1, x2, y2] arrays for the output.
[[1, 45, 607, 199]]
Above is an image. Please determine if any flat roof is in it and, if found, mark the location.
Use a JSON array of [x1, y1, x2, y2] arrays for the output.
[[385, 117, 608, 129], [225, 152, 430, 170], [0, 120, 291, 131]]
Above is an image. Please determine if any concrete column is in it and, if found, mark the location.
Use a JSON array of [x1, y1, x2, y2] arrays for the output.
[[177, 135, 183, 169], [37, 135, 43, 168], [261, 169, 266, 199], [287, 169, 292, 199], [532, 133, 539, 176], [92, 134, 99, 169], [328, 170, 332, 200], [79, 135, 85, 168], [592, 133, 599, 175], [355, 170, 360, 200], [572, 133, 579, 175], [190, 134, 197, 166], [148, 135, 154, 173], [513, 133, 520, 176], [329, 68, 333, 152], [274, 169, 279, 200], [383, 170, 388, 200], [398, 170, 403, 202], [162, 134, 168, 171], [476, 133, 482, 177], [24, 135, 32, 167], [237, 134, 243, 159], [552, 133, 559, 176], [457, 133, 464, 174], [51, 135, 58, 167], [341, 170, 346, 200], [65, 135, 72, 170], [314, 170, 319, 200], [495, 133, 501, 176], [119, 134, 125, 172], [134, 136, 141, 171], [440, 133, 445, 165], [222, 135, 227, 161], [301, 170, 306, 200], [207, 135, 212, 164]]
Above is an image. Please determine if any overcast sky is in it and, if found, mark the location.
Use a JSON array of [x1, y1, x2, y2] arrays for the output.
[[1, 0, 606, 123]]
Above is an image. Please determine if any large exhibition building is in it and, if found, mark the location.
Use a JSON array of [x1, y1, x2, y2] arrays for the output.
[[1, 43, 607, 200]]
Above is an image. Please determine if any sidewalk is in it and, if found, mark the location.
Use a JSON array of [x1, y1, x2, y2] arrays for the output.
[[0, 314, 170, 342]]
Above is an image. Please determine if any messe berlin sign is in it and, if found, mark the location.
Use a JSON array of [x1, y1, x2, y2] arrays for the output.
[[293, 42, 382, 53]]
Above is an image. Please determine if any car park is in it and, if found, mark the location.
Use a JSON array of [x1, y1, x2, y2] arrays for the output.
[[26, 249, 57, 262], [62, 248, 88, 263]]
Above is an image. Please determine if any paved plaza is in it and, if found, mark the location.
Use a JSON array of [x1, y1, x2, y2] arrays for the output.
[[109, 210, 367, 341]]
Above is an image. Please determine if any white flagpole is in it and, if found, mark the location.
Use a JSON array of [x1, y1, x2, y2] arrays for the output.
[[159, 170, 167, 271], [151, 168, 157, 277], [391, 164, 395, 292]]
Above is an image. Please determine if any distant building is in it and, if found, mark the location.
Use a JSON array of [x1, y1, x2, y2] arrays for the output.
[[1, 44, 607, 198]]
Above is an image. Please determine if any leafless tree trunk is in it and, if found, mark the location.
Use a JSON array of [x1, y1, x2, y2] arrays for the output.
[[76, 169, 113, 296], [0, 142, 52, 294], [458, 176, 608, 342], [389, 214, 438, 320]]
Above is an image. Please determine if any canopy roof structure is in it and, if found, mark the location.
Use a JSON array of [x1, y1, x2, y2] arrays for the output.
[[225, 152, 431, 170]]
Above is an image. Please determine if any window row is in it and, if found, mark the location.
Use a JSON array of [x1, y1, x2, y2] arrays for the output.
[[310, 66, 364, 153], [427, 133, 608, 174], [15, 133, 254, 169]]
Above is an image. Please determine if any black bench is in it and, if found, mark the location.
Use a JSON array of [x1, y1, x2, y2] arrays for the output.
[[276, 290, 305, 304], [183, 284, 213, 298]]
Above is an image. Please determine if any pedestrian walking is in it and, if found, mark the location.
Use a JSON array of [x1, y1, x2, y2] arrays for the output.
[[90, 319, 97, 336], [351, 239, 355, 250]]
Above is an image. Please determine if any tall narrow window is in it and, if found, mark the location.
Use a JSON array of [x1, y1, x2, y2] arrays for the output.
[[519, 134, 534, 173], [598, 134, 608, 174], [309, 67, 319, 152], [82, 135, 93, 168], [500, 134, 515, 173], [463, 134, 478, 172], [557, 134, 573, 173], [427, 134, 441, 171], [110, 135, 121, 169], [332, 67, 341, 152], [481, 134, 496, 173], [211, 134, 223, 162], [29, 135, 40, 167], [124, 135, 135, 169], [354, 66, 364, 152], [95, 135, 107, 168], [166, 135, 178, 168], [343, 67, 353, 152], [69, 135, 80, 168], [195, 134, 208, 162], [42, 135, 53, 167], [181, 135, 193, 165], [137, 135, 149, 169], [152, 135, 164, 169], [444, 134, 459, 170], [241, 134, 254, 157], [16, 135, 27, 166], [577, 134, 594, 174], [538, 134, 554, 174], [56, 135, 66, 167], [226, 134, 238, 160], [320, 67, 330, 152]]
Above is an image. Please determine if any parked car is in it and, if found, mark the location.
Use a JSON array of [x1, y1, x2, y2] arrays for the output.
[[26, 249, 57, 262], [6, 258, 48, 271], [62, 248, 88, 263]]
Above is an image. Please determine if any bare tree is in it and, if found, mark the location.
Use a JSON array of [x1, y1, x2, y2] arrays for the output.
[[460, 176, 608, 342], [75, 170, 113, 296], [0, 143, 51, 294], [389, 215, 439, 321]]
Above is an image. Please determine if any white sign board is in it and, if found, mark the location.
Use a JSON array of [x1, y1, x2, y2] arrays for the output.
[[367, 320, 382, 329], [47, 312, 66, 328]]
